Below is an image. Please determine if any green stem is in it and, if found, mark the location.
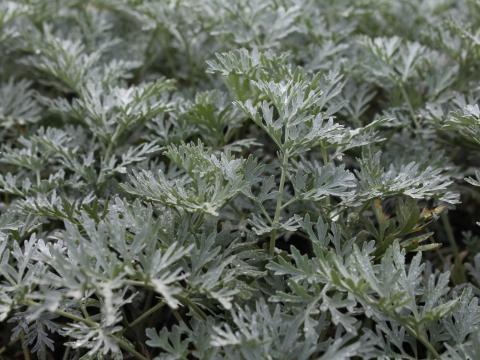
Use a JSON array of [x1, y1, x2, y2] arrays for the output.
[[192, 213, 205, 231], [20, 332, 31, 360], [115, 337, 149, 360], [172, 310, 183, 323], [35, 170, 41, 187], [230, 202, 245, 220], [176, 295, 207, 320], [398, 82, 420, 130], [441, 212, 458, 254], [409, 327, 440, 359], [123, 281, 207, 320], [320, 144, 329, 165], [144, 290, 154, 312], [62, 346, 71, 360], [280, 197, 297, 210], [124, 300, 165, 332], [81, 296, 91, 322], [254, 198, 272, 223], [104, 138, 116, 162], [441, 212, 466, 284], [320, 144, 332, 209], [178, 31, 193, 76], [52, 307, 97, 328], [269, 152, 289, 256], [135, 25, 160, 82]]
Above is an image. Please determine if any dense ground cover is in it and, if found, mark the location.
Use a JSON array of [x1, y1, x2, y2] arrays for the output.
[[1, 0, 480, 359]]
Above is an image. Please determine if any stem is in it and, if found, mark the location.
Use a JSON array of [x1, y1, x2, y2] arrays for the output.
[[254, 198, 272, 223], [398, 82, 420, 130], [178, 31, 192, 76], [62, 346, 71, 360], [411, 329, 440, 359], [135, 25, 159, 82], [81, 296, 91, 322], [229, 202, 245, 220], [192, 213, 205, 231], [123, 281, 207, 320], [35, 170, 41, 187], [124, 301, 164, 332], [441, 212, 458, 254], [53, 307, 97, 328], [441, 212, 466, 284], [172, 310, 183, 323], [97, 140, 117, 186], [104, 139, 115, 163], [144, 290, 154, 312], [280, 197, 297, 210], [115, 337, 149, 360], [269, 152, 289, 256], [320, 144, 329, 165], [320, 144, 332, 209], [176, 295, 207, 320], [20, 332, 31, 360]]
